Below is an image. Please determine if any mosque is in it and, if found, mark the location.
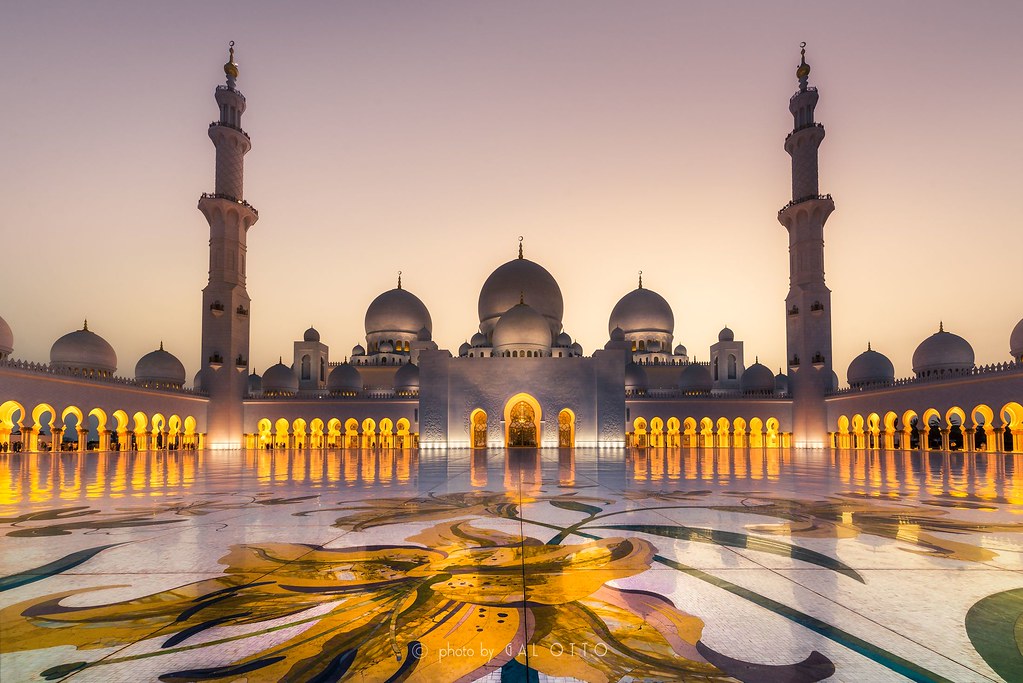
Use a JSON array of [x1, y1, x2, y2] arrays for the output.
[[1, 45, 1021, 455]]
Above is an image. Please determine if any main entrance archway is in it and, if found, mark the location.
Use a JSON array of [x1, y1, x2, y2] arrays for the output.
[[504, 393, 541, 447]]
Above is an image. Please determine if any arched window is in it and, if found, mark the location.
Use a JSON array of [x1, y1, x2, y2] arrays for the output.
[[713, 356, 719, 381], [319, 357, 325, 382], [728, 354, 737, 380], [301, 354, 311, 381], [638, 340, 646, 351]]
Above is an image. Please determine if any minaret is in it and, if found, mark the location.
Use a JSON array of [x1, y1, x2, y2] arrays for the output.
[[778, 43, 834, 448], [198, 42, 258, 448]]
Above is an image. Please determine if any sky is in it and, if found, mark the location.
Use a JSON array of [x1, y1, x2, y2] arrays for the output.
[[2, 1, 1021, 385]]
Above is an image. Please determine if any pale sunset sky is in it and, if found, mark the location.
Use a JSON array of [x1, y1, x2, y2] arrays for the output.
[[1, 2, 1021, 384]]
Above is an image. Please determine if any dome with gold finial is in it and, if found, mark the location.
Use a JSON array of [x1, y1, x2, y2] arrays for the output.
[[224, 41, 239, 80], [50, 320, 117, 377], [796, 42, 811, 82]]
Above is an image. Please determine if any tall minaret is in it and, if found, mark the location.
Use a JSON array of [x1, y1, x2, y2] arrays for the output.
[[778, 43, 834, 447], [198, 42, 258, 448]]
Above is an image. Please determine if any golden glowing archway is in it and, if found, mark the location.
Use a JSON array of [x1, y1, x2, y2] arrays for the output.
[[558, 408, 575, 448], [504, 393, 541, 447], [470, 409, 488, 449]]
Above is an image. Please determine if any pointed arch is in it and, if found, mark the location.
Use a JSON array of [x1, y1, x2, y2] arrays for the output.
[[504, 393, 541, 447], [558, 409, 575, 448], [470, 409, 488, 449]]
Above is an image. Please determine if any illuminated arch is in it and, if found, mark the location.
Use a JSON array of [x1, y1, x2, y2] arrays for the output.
[[61, 405, 84, 425], [666, 416, 680, 448], [733, 417, 747, 448], [558, 409, 575, 448], [749, 416, 764, 448], [945, 406, 966, 427], [765, 417, 780, 448], [504, 393, 542, 448], [344, 418, 359, 449], [274, 418, 291, 449], [1001, 402, 1023, 429], [715, 417, 730, 448], [309, 418, 325, 449], [395, 417, 411, 449], [470, 409, 488, 449], [0, 400, 25, 449], [292, 418, 308, 449], [649, 416, 664, 448], [699, 417, 714, 448], [257, 418, 272, 447], [883, 411, 898, 432], [32, 403, 57, 430], [361, 418, 377, 448], [971, 404, 995, 428], [112, 409, 129, 432]]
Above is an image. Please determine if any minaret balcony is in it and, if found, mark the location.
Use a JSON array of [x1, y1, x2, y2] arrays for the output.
[[784, 122, 824, 143], [215, 84, 246, 102], [208, 354, 224, 370], [777, 193, 833, 216], [209, 301, 225, 317], [199, 192, 259, 218], [209, 120, 250, 141]]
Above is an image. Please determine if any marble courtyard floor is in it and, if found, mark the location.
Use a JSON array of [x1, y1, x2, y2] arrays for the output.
[[1, 448, 1022, 682]]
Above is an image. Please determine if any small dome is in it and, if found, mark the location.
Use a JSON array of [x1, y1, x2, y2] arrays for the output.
[[774, 371, 789, 394], [1010, 317, 1023, 361], [718, 326, 734, 342], [678, 363, 712, 393], [247, 371, 262, 394], [352, 344, 366, 356], [470, 331, 488, 347], [50, 321, 117, 375], [608, 286, 674, 337], [379, 341, 394, 354], [303, 326, 320, 342], [492, 302, 552, 352], [741, 360, 775, 394], [556, 331, 573, 347], [610, 326, 625, 342], [478, 256, 563, 337], [847, 344, 895, 387], [458, 341, 471, 356], [674, 344, 687, 356], [134, 343, 186, 387], [417, 326, 432, 342], [365, 287, 432, 337], [328, 363, 363, 393], [829, 370, 840, 392], [262, 361, 298, 394], [0, 314, 12, 357], [192, 370, 203, 391], [912, 324, 975, 376], [394, 362, 420, 391], [571, 342, 583, 355], [625, 362, 648, 392]]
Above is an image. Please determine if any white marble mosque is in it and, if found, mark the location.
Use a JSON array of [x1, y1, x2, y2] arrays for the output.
[[4, 44, 1023, 683], [0, 44, 1021, 456]]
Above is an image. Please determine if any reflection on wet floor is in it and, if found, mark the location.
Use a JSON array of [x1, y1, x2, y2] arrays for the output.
[[2, 448, 1023, 682], [3, 448, 1023, 506]]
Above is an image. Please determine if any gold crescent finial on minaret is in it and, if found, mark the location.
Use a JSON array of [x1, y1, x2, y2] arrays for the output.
[[796, 41, 811, 87], [638, 270, 643, 289], [518, 235, 524, 259], [397, 270, 402, 289], [224, 41, 239, 79]]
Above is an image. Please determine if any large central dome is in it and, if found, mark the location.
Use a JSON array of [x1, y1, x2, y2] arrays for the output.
[[365, 287, 432, 337], [608, 286, 674, 336], [478, 254, 563, 338]]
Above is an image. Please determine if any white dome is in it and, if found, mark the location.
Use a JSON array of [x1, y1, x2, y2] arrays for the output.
[[674, 344, 687, 356], [470, 331, 488, 347], [365, 287, 432, 337], [458, 341, 471, 356], [608, 286, 674, 336], [247, 371, 262, 394], [134, 343, 186, 387], [0, 314, 12, 357], [262, 362, 298, 394], [847, 344, 895, 387], [492, 302, 552, 352], [571, 342, 583, 355], [379, 341, 394, 353], [625, 362, 648, 391], [679, 363, 712, 393], [416, 326, 432, 342], [50, 322, 117, 375], [555, 331, 573, 347], [912, 324, 975, 376], [740, 361, 775, 394], [1011, 317, 1023, 361], [303, 326, 320, 342], [394, 362, 420, 391], [352, 344, 366, 356], [718, 326, 734, 342], [192, 370, 203, 391], [328, 363, 363, 393], [774, 371, 789, 394], [610, 326, 625, 342], [478, 256, 563, 338]]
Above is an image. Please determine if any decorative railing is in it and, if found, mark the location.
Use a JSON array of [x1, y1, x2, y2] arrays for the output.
[[789, 86, 818, 100], [208, 120, 250, 140], [778, 193, 832, 215], [630, 389, 789, 400], [785, 122, 824, 142], [215, 84, 246, 101], [199, 192, 259, 218], [0, 357, 207, 396], [827, 360, 1022, 396]]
